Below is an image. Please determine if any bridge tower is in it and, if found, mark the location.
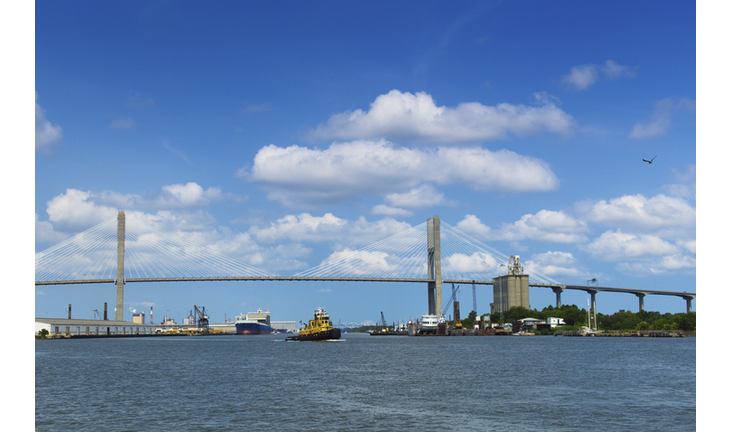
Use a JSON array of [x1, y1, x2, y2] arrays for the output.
[[115, 211, 125, 321], [427, 216, 443, 317]]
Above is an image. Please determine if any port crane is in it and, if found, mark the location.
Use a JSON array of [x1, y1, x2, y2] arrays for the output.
[[443, 284, 463, 328], [194, 305, 209, 332], [442, 284, 460, 316]]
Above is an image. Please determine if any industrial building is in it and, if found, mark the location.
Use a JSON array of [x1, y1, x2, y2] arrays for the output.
[[35, 317, 157, 337], [491, 255, 530, 314], [271, 321, 297, 333]]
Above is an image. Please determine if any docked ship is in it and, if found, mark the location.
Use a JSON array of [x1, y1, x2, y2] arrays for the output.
[[418, 314, 444, 335], [235, 308, 272, 335], [286, 307, 341, 341]]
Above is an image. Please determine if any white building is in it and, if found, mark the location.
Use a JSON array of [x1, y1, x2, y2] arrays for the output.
[[35, 318, 157, 337], [546, 317, 565, 328], [271, 321, 297, 333]]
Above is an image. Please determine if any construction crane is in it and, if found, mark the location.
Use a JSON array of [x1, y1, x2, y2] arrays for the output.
[[92, 309, 102, 320], [442, 284, 460, 316], [380, 311, 387, 327], [443, 284, 463, 328]]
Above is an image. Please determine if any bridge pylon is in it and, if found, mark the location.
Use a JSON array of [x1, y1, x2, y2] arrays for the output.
[[427, 216, 442, 317], [116, 211, 125, 321]]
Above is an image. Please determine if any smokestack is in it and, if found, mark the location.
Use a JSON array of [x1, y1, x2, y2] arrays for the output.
[[68, 304, 72, 320], [104, 303, 108, 320]]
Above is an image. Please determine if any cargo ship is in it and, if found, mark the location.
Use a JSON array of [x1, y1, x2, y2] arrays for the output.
[[235, 308, 272, 335], [286, 307, 341, 341]]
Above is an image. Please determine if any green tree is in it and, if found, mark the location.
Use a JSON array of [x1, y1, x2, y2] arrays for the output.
[[675, 312, 696, 331], [461, 310, 477, 329], [37, 329, 49, 339]]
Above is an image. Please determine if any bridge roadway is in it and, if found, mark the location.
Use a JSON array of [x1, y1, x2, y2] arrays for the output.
[[36, 277, 695, 312]]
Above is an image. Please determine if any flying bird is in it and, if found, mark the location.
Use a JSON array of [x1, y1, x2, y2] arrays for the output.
[[642, 156, 657, 164]]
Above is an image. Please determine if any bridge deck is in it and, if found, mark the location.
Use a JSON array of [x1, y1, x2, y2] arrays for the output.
[[35, 277, 695, 298]]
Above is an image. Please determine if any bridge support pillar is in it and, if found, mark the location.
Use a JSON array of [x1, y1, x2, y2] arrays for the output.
[[427, 217, 442, 317], [115, 211, 125, 321], [552, 286, 565, 308], [683, 296, 693, 313], [636, 293, 646, 312], [588, 290, 597, 331]]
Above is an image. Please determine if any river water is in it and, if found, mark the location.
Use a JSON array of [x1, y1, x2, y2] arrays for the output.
[[35, 333, 695, 431]]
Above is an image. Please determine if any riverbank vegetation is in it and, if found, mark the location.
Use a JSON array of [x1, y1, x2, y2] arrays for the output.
[[348, 305, 695, 334], [487, 305, 695, 332]]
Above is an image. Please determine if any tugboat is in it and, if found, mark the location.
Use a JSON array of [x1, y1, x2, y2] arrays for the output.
[[286, 307, 341, 341]]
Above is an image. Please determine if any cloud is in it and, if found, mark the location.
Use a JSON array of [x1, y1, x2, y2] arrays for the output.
[[371, 205, 413, 217], [377, 184, 452, 215], [581, 193, 695, 237], [443, 252, 498, 275], [524, 251, 584, 278], [500, 210, 589, 243], [629, 97, 695, 139], [664, 165, 696, 200], [45, 189, 119, 233], [250, 213, 348, 244], [455, 214, 492, 239], [249, 213, 412, 249], [93, 182, 227, 210], [385, 184, 447, 208], [158, 183, 223, 207], [562, 64, 599, 91], [40, 183, 231, 236], [162, 140, 194, 165], [304, 90, 576, 143], [456, 211, 588, 244], [35, 92, 62, 152], [314, 249, 393, 277], [601, 60, 637, 79], [110, 117, 135, 130], [126, 92, 155, 107], [242, 140, 559, 208], [562, 60, 636, 91], [35, 213, 69, 244], [583, 230, 678, 261]]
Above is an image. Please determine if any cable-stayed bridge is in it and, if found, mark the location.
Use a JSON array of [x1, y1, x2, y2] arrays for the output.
[[36, 212, 695, 321]]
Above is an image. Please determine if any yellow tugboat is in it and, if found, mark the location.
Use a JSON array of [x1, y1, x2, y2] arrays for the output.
[[286, 307, 341, 341]]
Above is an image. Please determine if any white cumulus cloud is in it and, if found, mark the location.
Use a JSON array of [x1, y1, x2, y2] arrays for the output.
[[524, 251, 584, 278], [455, 211, 588, 244], [583, 230, 678, 261], [242, 140, 559, 208], [304, 90, 576, 143], [249, 213, 412, 250], [582, 193, 695, 236]]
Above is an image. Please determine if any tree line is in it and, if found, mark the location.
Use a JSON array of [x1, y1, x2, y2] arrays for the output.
[[482, 304, 695, 332], [349, 305, 696, 333]]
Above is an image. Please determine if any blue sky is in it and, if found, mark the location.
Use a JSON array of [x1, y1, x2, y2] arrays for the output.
[[30, 0, 702, 325]]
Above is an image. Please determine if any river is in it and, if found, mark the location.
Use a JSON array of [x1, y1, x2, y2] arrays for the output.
[[35, 333, 695, 431]]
